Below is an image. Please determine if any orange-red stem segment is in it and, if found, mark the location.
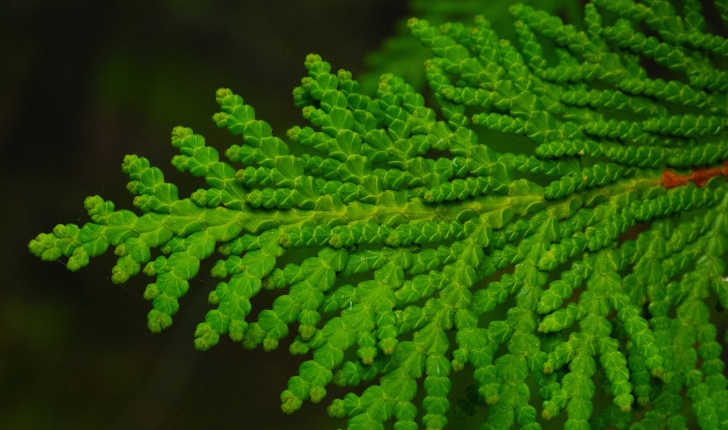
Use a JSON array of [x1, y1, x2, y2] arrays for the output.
[[661, 161, 728, 189]]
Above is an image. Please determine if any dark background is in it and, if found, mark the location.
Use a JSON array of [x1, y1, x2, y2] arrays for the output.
[[0, 0, 592, 429]]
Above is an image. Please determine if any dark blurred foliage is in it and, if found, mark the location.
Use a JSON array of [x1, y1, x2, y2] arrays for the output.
[[0, 0, 591, 429]]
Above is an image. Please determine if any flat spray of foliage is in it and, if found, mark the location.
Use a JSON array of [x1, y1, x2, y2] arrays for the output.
[[29, 0, 728, 429]]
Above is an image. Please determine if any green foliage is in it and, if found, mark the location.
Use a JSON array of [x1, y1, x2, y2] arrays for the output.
[[358, 0, 581, 94], [29, 0, 728, 429]]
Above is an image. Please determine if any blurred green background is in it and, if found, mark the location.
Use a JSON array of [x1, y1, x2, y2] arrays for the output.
[[0, 1, 581, 429]]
